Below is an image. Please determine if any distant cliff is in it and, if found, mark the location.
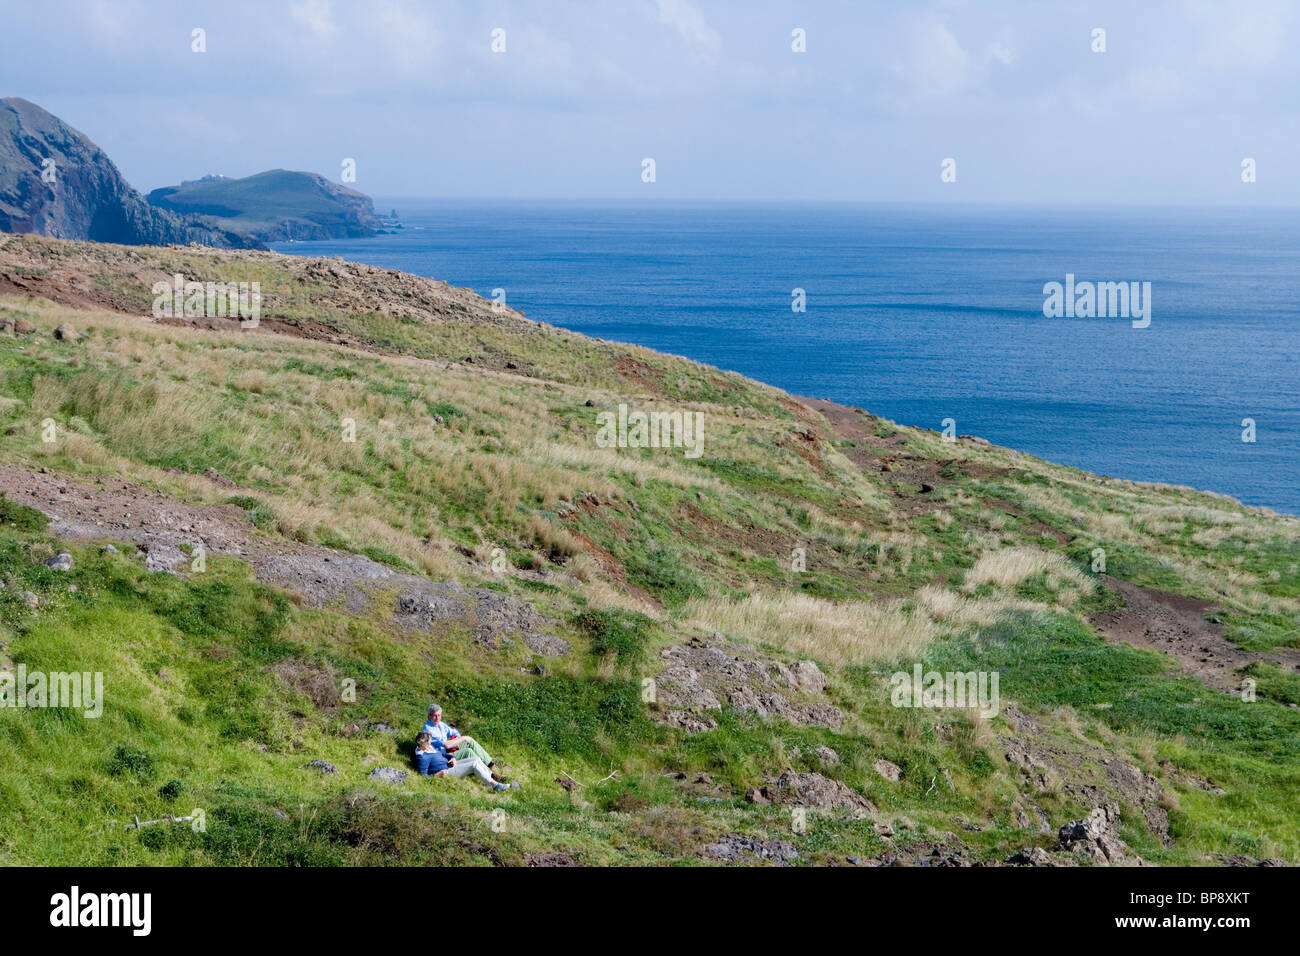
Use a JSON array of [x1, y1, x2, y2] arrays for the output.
[[0, 97, 258, 248], [148, 169, 383, 242]]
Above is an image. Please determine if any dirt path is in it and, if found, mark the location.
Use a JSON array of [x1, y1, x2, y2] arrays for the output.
[[0, 464, 418, 596], [1, 465, 262, 564], [794, 403, 1299, 696], [1090, 577, 1300, 693], [0, 464, 573, 654]]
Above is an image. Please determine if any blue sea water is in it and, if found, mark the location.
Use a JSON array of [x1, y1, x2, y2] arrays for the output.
[[271, 201, 1300, 515]]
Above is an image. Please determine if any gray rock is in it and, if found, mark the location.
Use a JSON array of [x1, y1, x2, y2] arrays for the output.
[[45, 551, 73, 571], [875, 758, 903, 782], [789, 660, 828, 694], [143, 544, 186, 573], [304, 760, 337, 775], [1006, 847, 1062, 867], [752, 771, 874, 815], [661, 710, 717, 733], [813, 745, 841, 768], [368, 766, 408, 784], [521, 632, 570, 657], [100, 544, 118, 555], [703, 834, 799, 865], [1057, 805, 1132, 865], [654, 639, 843, 732]]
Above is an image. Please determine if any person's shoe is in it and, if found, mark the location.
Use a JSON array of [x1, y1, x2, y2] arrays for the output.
[[493, 782, 510, 792], [491, 772, 506, 783]]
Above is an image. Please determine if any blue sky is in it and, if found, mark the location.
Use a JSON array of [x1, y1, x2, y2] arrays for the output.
[[2, 0, 1297, 204]]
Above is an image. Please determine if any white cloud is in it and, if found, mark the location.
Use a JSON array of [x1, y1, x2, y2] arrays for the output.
[[290, 0, 338, 40], [1187, 0, 1291, 68], [370, 1, 442, 75], [654, 0, 721, 63], [986, 40, 1015, 67], [910, 17, 970, 98]]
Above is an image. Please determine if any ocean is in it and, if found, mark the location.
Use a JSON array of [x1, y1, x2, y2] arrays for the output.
[[271, 201, 1300, 515]]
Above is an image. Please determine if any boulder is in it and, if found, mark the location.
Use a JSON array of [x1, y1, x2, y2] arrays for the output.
[[1056, 805, 1132, 865], [752, 771, 874, 815], [53, 323, 79, 342], [143, 543, 186, 574], [45, 551, 73, 571], [304, 760, 338, 775], [1005, 847, 1062, 867], [368, 766, 408, 784], [788, 660, 827, 694], [813, 745, 841, 768], [875, 758, 903, 782]]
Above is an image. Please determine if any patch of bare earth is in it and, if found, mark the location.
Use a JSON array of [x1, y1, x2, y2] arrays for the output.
[[0, 465, 569, 653], [797, 395, 1008, 515], [1090, 577, 1300, 694]]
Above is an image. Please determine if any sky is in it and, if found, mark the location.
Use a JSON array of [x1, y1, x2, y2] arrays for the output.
[[2, 0, 1298, 204]]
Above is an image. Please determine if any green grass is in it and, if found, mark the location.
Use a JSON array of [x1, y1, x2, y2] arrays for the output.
[[2, 235, 1299, 866]]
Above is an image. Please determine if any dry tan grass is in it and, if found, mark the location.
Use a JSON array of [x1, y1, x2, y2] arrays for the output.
[[5, 289, 1296, 647], [684, 592, 936, 666], [961, 546, 1091, 594], [915, 585, 1050, 629]]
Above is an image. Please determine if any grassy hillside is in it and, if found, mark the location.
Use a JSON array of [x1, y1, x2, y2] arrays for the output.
[[1, 232, 1297, 866]]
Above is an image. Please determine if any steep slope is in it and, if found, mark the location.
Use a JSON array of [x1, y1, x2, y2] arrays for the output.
[[148, 170, 382, 242], [0, 98, 256, 249], [1, 233, 1297, 867]]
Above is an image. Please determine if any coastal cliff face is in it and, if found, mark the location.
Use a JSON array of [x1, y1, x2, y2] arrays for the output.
[[0, 97, 258, 249], [147, 168, 383, 242]]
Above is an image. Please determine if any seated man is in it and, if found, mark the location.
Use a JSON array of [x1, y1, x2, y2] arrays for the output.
[[420, 704, 505, 782], [413, 731, 509, 792]]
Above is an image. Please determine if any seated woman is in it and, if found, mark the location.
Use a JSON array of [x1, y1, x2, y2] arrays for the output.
[[413, 731, 509, 792]]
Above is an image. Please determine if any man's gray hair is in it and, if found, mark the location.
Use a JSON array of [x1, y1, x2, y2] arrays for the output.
[[428, 704, 442, 716]]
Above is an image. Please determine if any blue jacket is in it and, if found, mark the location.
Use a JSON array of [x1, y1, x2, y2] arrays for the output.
[[413, 747, 450, 775]]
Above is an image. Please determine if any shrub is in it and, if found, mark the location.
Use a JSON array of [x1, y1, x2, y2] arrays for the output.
[[107, 745, 156, 782], [0, 494, 50, 532], [574, 608, 655, 671]]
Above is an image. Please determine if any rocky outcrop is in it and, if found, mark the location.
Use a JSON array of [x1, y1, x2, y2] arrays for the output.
[[653, 635, 843, 731], [1056, 805, 1137, 865], [702, 834, 800, 865], [746, 772, 875, 815], [1, 97, 258, 248], [1000, 704, 1172, 848]]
